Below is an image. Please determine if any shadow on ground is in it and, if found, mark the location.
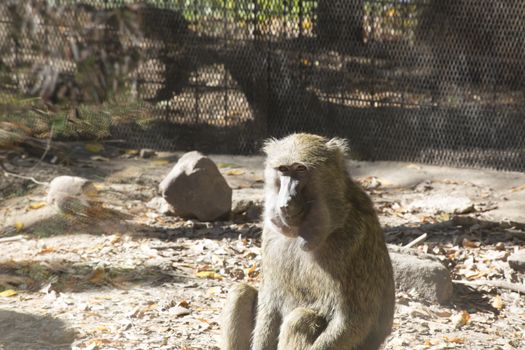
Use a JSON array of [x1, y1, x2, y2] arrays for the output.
[[0, 309, 76, 350], [385, 216, 525, 247], [12, 207, 261, 241], [0, 259, 187, 294]]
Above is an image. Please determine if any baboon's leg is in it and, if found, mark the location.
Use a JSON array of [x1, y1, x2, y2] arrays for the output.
[[221, 283, 258, 350], [277, 308, 327, 350]]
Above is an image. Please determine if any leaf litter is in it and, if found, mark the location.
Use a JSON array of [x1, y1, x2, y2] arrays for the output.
[[0, 153, 524, 349]]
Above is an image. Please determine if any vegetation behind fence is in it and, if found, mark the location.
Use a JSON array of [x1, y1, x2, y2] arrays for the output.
[[1, 0, 524, 170]]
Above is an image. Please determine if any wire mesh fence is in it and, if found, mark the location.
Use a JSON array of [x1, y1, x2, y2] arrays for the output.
[[1, 0, 524, 170]]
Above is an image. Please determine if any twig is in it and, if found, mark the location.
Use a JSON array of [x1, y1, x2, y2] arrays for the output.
[[404, 233, 428, 248], [0, 235, 25, 243], [3, 170, 49, 186], [453, 279, 525, 294], [29, 124, 54, 171]]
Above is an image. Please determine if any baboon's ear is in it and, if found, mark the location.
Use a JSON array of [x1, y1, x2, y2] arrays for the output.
[[262, 138, 278, 155], [326, 137, 349, 157]]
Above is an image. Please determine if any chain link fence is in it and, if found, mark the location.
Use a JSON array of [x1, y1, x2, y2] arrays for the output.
[[1, 0, 524, 170]]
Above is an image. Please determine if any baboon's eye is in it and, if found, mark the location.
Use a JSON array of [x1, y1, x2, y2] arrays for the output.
[[277, 166, 289, 173]]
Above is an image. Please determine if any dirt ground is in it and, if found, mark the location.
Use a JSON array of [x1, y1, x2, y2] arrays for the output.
[[1, 142, 524, 350]]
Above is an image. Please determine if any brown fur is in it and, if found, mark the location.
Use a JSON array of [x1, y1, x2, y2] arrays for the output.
[[222, 133, 395, 350]]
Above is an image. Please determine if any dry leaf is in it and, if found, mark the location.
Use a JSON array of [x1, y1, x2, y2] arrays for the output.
[[462, 238, 480, 248], [511, 184, 525, 192], [451, 310, 470, 329], [491, 295, 505, 310], [88, 268, 107, 285], [37, 246, 56, 255], [226, 169, 245, 176], [0, 289, 18, 297], [436, 212, 451, 222], [125, 149, 139, 156], [15, 221, 24, 232], [218, 162, 241, 169], [85, 143, 104, 153], [110, 234, 122, 244], [178, 300, 190, 308], [444, 336, 465, 344], [151, 159, 170, 165], [196, 271, 223, 280], [29, 202, 46, 210], [247, 263, 258, 278]]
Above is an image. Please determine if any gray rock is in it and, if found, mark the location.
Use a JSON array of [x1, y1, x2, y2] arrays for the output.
[[159, 151, 232, 221], [47, 176, 100, 216], [140, 149, 156, 158], [146, 196, 175, 216], [508, 251, 525, 273], [389, 246, 453, 304]]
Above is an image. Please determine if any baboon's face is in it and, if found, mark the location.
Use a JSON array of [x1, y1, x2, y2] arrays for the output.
[[267, 162, 310, 236]]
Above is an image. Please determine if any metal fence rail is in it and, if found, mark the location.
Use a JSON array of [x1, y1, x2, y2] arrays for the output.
[[1, 0, 524, 170]]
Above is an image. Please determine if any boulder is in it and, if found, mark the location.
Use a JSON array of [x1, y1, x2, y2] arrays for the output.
[[47, 176, 100, 216], [159, 151, 232, 221], [388, 245, 453, 304]]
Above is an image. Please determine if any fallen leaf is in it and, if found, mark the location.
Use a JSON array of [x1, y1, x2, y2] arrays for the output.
[[491, 295, 505, 310], [247, 263, 258, 278], [15, 221, 24, 232], [37, 246, 56, 255], [150, 159, 170, 165], [226, 169, 245, 176], [217, 162, 241, 169], [462, 238, 480, 248], [196, 271, 223, 280], [29, 202, 46, 210], [125, 149, 139, 156], [444, 336, 465, 344], [436, 212, 451, 222], [178, 300, 190, 308], [85, 143, 104, 153], [88, 268, 107, 285], [0, 289, 18, 297], [451, 310, 470, 329], [511, 184, 525, 192]]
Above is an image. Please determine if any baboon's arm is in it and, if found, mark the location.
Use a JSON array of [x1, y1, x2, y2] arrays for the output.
[[251, 297, 281, 350]]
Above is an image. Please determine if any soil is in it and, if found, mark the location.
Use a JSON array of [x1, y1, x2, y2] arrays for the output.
[[0, 142, 524, 350]]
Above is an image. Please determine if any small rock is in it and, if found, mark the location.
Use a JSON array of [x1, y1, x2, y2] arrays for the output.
[[159, 151, 232, 221], [47, 176, 100, 216], [146, 196, 175, 215], [168, 306, 191, 317], [389, 248, 453, 304], [508, 251, 525, 272], [140, 148, 156, 158]]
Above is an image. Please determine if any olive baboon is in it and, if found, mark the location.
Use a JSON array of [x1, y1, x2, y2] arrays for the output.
[[222, 133, 395, 350]]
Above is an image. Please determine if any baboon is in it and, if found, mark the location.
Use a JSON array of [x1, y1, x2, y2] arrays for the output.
[[222, 133, 395, 350]]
